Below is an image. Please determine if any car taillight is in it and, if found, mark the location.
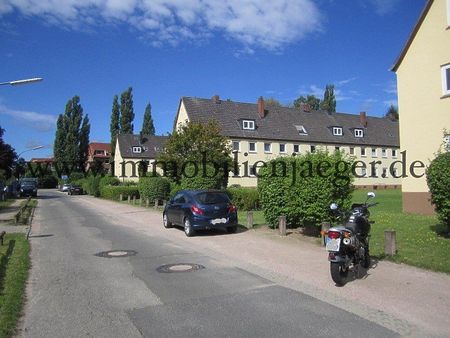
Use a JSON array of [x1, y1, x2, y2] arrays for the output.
[[327, 231, 340, 240], [227, 204, 237, 213], [191, 205, 204, 215]]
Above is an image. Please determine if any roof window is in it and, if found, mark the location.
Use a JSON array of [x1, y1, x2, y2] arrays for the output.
[[132, 146, 142, 153], [295, 125, 308, 135], [243, 120, 255, 130], [354, 129, 364, 138], [332, 127, 343, 136]]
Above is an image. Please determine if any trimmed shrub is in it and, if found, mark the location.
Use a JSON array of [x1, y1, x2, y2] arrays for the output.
[[82, 176, 101, 197], [426, 152, 450, 233], [227, 187, 260, 210], [99, 176, 120, 190], [138, 176, 171, 202], [100, 185, 140, 200], [258, 150, 354, 229], [179, 164, 223, 190], [169, 182, 183, 198]]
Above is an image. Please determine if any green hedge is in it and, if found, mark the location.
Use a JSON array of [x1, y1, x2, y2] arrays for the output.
[[227, 187, 260, 210], [258, 151, 354, 229], [100, 185, 140, 200], [179, 164, 223, 190], [138, 176, 170, 202]]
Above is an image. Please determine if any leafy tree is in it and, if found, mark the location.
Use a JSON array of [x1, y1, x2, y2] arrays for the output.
[[293, 95, 321, 110], [320, 84, 336, 112], [0, 126, 17, 180], [65, 96, 83, 164], [110, 95, 120, 156], [54, 114, 67, 163], [79, 114, 90, 165], [157, 121, 231, 185], [141, 103, 155, 135], [385, 104, 399, 121], [264, 97, 282, 107], [120, 87, 134, 134]]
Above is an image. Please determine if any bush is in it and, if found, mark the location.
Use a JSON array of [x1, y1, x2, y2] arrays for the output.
[[258, 150, 354, 229], [69, 172, 85, 182], [426, 152, 450, 233], [39, 174, 58, 188], [138, 176, 171, 202], [227, 187, 260, 210], [179, 164, 223, 190], [100, 185, 140, 200], [99, 176, 120, 190]]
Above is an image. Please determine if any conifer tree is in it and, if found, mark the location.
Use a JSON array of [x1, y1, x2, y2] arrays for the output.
[[79, 114, 90, 166], [320, 84, 336, 112], [141, 103, 155, 135], [120, 87, 134, 134], [110, 95, 120, 156]]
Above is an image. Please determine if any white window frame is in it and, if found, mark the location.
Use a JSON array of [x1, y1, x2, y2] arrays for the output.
[[442, 63, 450, 96], [132, 146, 142, 153], [232, 141, 240, 152], [264, 142, 272, 153], [279, 143, 286, 153], [354, 129, 364, 138], [382, 148, 387, 158], [361, 147, 366, 157], [243, 120, 255, 130], [392, 149, 398, 158], [371, 148, 377, 157], [295, 125, 308, 135], [248, 142, 257, 153], [447, 0, 450, 27], [293, 144, 300, 153], [332, 127, 343, 136]]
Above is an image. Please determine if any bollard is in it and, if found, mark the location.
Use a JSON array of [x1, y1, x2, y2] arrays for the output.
[[321, 222, 331, 246], [128, 195, 131, 203], [384, 230, 397, 256], [132, 196, 136, 204], [247, 211, 254, 229], [154, 199, 159, 208], [162, 200, 167, 207], [119, 193, 123, 201], [140, 198, 143, 206], [146, 198, 150, 207], [279, 215, 287, 236]]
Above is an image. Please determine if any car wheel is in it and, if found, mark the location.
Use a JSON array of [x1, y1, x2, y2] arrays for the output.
[[184, 217, 195, 237], [226, 226, 237, 234], [163, 213, 173, 229]]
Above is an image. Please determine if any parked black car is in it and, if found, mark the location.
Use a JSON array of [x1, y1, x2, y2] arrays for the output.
[[20, 181, 38, 197], [68, 185, 83, 195], [163, 190, 238, 237]]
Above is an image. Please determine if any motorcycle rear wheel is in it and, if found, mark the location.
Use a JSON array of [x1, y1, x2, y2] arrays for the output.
[[330, 262, 348, 286]]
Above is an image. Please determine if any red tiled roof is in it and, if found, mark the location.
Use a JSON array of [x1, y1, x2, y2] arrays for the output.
[[30, 157, 54, 163], [88, 142, 111, 151]]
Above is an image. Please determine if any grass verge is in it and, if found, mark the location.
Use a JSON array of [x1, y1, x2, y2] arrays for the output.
[[0, 233, 30, 338], [0, 199, 15, 211], [15, 200, 38, 225]]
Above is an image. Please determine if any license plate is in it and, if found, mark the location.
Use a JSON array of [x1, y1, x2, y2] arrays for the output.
[[211, 218, 227, 225], [326, 238, 341, 252]]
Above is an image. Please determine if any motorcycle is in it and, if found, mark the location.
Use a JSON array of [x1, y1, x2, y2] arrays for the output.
[[325, 192, 377, 286]]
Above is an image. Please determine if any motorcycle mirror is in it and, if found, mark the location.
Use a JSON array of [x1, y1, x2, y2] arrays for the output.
[[330, 203, 339, 210], [367, 192, 375, 198]]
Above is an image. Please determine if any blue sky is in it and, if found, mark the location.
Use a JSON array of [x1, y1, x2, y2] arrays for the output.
[[0, 0, 424, 160]]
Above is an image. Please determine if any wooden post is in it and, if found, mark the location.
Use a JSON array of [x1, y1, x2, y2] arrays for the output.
[[279, 215, 286, 236], [154, 199, 159, 208], [321, 222, 331, 246], [384, 230, 397, 256], [119, 193, 123, 201], [132, 196, 136, 204], [128, 195, 131, 203], [162, 200, 167, 207], [146, 198, 150, 207], [140, 198, 143, 206], [247, 211, 253, 229]]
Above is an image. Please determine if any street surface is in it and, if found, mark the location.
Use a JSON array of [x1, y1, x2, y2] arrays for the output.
[[20, 190, 450, 337]]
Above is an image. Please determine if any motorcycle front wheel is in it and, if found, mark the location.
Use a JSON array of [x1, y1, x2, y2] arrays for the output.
[[330, 262, 348, 286]]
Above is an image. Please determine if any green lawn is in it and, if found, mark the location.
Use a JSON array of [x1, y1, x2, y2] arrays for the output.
[[238, 189, 450, 273], [0, 233, 31, 338], [0, 199, 15, 211]]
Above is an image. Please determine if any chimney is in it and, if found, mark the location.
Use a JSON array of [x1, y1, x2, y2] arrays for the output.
[[360, 111, 367, 127], [257, 96, 265, 118], [212, 95, 220, 104]]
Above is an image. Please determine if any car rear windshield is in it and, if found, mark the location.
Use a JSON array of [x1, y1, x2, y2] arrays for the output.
[[194, 192, 230, 205]]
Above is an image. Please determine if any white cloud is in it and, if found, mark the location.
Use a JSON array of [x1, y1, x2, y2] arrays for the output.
[[369, 0, 402, 15], [336, 77, 357, 86], [384, 82, 397, 95], [1, 0, 322, 51], [0, 104, 57, 132]]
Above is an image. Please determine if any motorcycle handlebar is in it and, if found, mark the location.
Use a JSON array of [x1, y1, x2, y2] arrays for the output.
[[367, 202, 379, 208]]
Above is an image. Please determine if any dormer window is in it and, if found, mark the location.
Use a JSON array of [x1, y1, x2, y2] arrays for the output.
[[354, 129, 364, 138], [295, 125, 308, 135], [332, 127, 343, 136], [242, 120, 255, 130], [132, 146, 142, 153]]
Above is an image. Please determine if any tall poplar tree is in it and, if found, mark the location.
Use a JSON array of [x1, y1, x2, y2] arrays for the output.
[[54, 114, 67, 163], [79, 114, 90, 165], [141, 103, 155, 135], [110, 95, 120, 156], [320, 84, 336, 112], [120, 87, 134, 134], [65, 96, 83, 164]]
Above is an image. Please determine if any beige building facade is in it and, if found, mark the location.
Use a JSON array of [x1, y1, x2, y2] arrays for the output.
[[392, 0, 450, 214]]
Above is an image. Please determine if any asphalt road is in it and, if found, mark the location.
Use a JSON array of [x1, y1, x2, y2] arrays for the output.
[[20, 190, 408, 337]]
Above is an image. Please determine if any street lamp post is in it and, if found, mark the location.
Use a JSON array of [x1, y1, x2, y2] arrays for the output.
[[17, 145, 44, 158], [0, 77, 43, 86]]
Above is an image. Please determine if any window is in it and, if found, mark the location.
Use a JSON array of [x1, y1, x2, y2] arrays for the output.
[[94, 150, 104, 155], [332, 127, 343, 136], [232, 141, 240, 152], [361, 147, 366, 157], [295, 125, 308, 135], [132, 146, 142, 153], [173, 193, 186, 204], [243, 120, 255, 130], [249, 166, 257, 176], [310, 145, 316, 153], [382, 148, 387, 157], [293, 144, 300, 153], [392, 149, 398, 158], [279, 143, 286, 153], [249, 142, 256, 152], [335, 146, 340, 152], [354, 129, 364, 138], [371, 148, 377, 157], [442, 64, 450, 96], [349, 147, 355, 155], [264, 143, 272, 153]]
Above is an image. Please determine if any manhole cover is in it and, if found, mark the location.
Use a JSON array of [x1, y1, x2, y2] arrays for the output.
[[94, 250, 137, 258], [157, 263, 205, 273]]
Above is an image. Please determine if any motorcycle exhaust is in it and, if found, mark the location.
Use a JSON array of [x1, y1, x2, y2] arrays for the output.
[[343, 238, 351, 245]]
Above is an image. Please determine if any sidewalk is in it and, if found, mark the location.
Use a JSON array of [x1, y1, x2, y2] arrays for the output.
[[72, 196, 450, 337]]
